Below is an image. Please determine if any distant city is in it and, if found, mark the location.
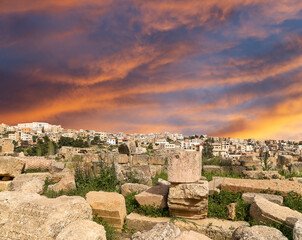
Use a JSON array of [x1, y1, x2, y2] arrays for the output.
[[1, 122, 301, 158]]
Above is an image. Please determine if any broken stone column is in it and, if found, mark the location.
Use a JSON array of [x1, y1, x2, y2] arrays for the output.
[[168, 150, 201, 183], [167, 150, 208, 219]]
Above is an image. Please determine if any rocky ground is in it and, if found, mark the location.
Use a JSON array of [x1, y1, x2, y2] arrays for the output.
[[0, 150, 302, 240]]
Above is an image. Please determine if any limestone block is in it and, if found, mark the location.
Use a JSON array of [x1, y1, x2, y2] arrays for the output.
[[231, 225, 287, 240], [135, 185, 169, 208], [125, 213, 170, 232], [174, 218, 249, 240], [121, 183, 149, 196], [168, 150, 201, 183], [242, 192, 283, 205], [0, 191, 92, 239], [221, 178, 302, 195], [86, 191, 127, 231], [290, 162, 302, 174], [168, 181, 208, 219], [0, 156, 25, 177], [226, 203, 236, 220], [56, 220, 106, 240], [277, 155, 294, 167], [208, 177, 226, 195], [250, 196, 302, 228], [11, 172, 50, 191], [116, 154, 129, 164], [242, 170, 283, 180], [132, 222, 181, 240], [0, 181, 13, 191], [148, 156, 166, 165], [132, 155, 149, 165], [21, 178, 45, 194], [49, 161, 66, 173], [149, 165, 163, 178], [294, 219, 302, 240], [176, 231, 211, 240], [157, 178, 171, 186], [51, 174, 76, 192], [23, 158, 52, 170]]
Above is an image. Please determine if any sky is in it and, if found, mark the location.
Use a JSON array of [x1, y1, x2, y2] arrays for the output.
[[1, 0, 302, 140]]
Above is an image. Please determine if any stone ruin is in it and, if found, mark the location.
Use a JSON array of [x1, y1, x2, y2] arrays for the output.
[[167, 150, 209, 219]]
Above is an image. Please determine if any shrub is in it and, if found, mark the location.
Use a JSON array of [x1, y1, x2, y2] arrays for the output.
[[124, 192, 170, 218], [135, 204, 170, 218], [283, 191, 302, 213], [202, 172, 242, 181], [152, 171, 168, 186], [208, 190, 250, 221], [125, 192, 140, 214], [203, 157, 221, 166], [93, 215, 119, 240], [24, 168, 47, 173], [43, 161, 120, 198]]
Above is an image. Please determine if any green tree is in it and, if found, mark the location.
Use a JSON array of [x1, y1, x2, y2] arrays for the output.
[[48, 141, 55, 155], [91, 136, 100, 145], [202, 139, 213, 159]]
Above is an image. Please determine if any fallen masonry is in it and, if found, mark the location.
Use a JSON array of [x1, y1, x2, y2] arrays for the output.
[[0, 191, 92, 239], [221, 178, 302, 195], [250, 195, 302, 228]]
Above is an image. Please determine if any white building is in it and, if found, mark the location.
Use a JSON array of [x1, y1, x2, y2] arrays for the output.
[[20, 132, 33, 141], [107, 138, 117, 145]]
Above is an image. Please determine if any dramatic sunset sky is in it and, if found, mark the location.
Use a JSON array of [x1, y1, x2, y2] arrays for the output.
[[1, 1, 302, 139]]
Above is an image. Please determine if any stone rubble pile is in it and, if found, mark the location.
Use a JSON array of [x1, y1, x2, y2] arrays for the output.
[[167, 150, 209, 219]]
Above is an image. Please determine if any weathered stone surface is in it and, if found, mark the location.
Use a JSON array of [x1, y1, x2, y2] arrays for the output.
[[49, 161, 66, 173], [132, 222, 181, 240], [209, 177, 226, 195], [221, 178, 302, 195], [226, 203, 236, 220], [23, 157, 53, 170], [149, 165, 163, 178], [114, 164, 152, 185], [231, 225, 287, 240], [21, 178, 45, 194], [121, 183, 149, 196], [250, 195, 302, 228], [157, 178, 171, 186], [0, 181, 13, 191], [49, 168, 75, 183], [0, 191, 92, 239], [242, 170, 283, 180], [132, 155, 149, 165], [175, 231, 211, 240], [290, 162, 302, 174], [135, 185, 169, 208], [50, 174, 76, 192], [294, 219, 302, 240], [168, 150, 201, 183], [116, 154, 129, 164], [86, 191, 127, 231], [277, 155, 294, 168], [148, 156, 166, 165], [126, 213, 170, 232], [168, 181, 208, 219], [12, 172, 50, 192], [0, 156, 25, 177], [56, 220, 106, 240], [131, 166, 153, 185], [174, 218, 249, 240], [242, 192, 283, 205]]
